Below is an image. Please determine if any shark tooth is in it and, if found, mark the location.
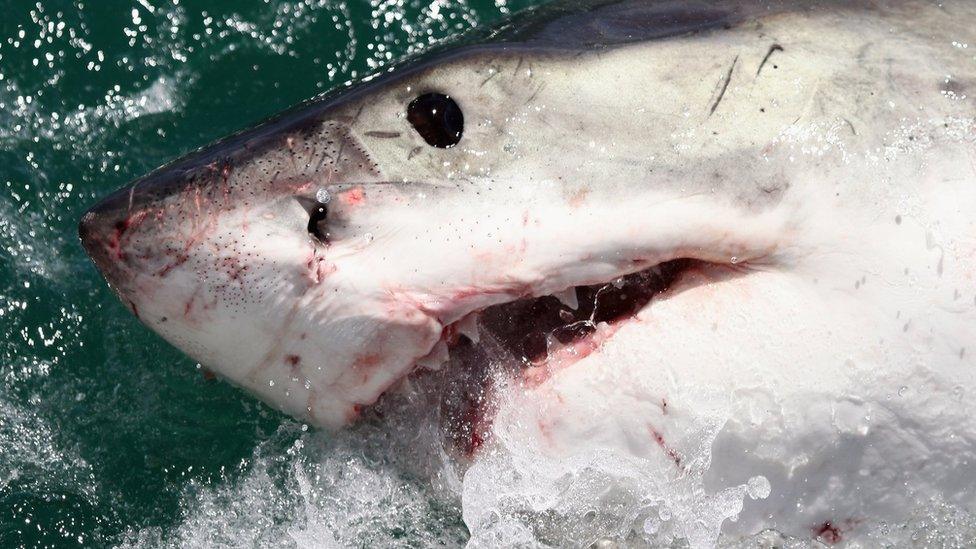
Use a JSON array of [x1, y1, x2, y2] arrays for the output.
[[553, 288, 579, 310]]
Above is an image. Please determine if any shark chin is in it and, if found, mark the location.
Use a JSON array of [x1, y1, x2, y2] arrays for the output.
[[79, 0, 976, 545]]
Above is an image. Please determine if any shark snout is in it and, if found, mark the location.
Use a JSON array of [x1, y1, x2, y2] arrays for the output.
[[78, 184, 142, 291], [78, 157, 205, 298]]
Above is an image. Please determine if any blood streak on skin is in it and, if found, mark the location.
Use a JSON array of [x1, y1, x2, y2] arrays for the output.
[[443, 323, 459, 343], [647, 424, 684, 469], [155, 218, 218, 277], [221, 256, 247, 285], [183, 285, 203, 318], [461, 381, 496, 457], [106, 210, 149, 261], [353, 353, 384, 383], [219, 164, 233, 200], [814, 521, 842, 544], [345, 403, 364, 424]]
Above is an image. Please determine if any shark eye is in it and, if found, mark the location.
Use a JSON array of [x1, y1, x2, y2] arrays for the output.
[[307, 204, 329, 243], [407, 92, 463, 148]]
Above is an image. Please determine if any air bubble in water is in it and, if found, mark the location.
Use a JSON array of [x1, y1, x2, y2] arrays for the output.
[[746, 476, 771, 500]]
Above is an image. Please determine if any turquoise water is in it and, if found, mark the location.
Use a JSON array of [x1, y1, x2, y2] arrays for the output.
[[0, 1, 539, 546]]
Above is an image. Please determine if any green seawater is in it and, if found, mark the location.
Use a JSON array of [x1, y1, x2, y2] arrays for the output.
[[0, 1, 540, 546]]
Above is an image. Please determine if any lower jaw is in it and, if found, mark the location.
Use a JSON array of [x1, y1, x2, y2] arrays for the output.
[[426, 258, 745, 456]]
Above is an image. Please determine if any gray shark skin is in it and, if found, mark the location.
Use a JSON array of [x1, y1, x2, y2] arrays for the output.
[[80, 1, 976, 545]]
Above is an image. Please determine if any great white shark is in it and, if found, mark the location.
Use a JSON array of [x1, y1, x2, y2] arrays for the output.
[[79, 0, 976, 545]]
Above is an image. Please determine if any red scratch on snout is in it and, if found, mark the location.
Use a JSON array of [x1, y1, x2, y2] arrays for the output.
[[193, 186, 203, 213], [340, 187, 365, 206], [285, 354, 301, 367], [647, 424, 683, 469], [156, 216, 217, 278], [106, 210, 149, 261]]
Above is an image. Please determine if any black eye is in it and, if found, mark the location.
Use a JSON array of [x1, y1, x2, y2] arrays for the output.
[[407, 92, 463, 148], [307, 204, 329, 243]]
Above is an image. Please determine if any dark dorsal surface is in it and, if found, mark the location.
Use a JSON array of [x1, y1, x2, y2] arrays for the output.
[[489, 0, 751, 48]]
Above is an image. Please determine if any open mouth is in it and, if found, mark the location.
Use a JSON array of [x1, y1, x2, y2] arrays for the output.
[[421, 258, 742, 455]]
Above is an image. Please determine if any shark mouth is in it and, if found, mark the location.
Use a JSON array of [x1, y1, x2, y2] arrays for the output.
[[415, 258, 740, 456]]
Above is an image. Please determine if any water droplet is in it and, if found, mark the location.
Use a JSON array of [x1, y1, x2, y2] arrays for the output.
[[364, 232, 374, 243], [747, 475, 771, 499], [730, 256, 738, 264], [315, 187, 331, 204]]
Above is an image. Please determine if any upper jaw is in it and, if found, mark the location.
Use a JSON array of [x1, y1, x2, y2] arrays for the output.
[[346, 194, 792, 421]]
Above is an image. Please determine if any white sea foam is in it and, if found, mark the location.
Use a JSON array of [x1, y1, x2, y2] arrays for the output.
[[120, 332, 976, 549]]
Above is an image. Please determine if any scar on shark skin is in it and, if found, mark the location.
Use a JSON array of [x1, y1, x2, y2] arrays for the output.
[[756, 44, 784, 76], [709, 55, 739, 116]]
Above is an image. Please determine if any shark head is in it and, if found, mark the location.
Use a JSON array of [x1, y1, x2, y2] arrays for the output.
[[78, 2, 797, 428], [79, 0, 976, 543]]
